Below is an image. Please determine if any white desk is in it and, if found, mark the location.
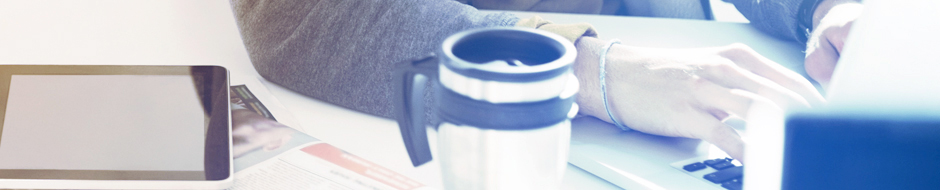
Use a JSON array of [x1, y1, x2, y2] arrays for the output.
[[0, 1, 804, 189]]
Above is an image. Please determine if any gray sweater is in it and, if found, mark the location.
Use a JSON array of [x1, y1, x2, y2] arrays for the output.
[[231, 0, 803, 119], [730, 0, 803, 42], [231, 0, 517, 119]]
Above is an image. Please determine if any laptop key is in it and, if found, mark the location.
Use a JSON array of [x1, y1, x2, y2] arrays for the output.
[[710, 161, 735, 170], [720, 178, 743, 190], [704, 158, 735, 170], [683, 162, 707, 172], [703, 166, 743, 184], [703, 158, 730, 166]]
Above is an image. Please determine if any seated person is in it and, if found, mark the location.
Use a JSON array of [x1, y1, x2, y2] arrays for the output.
[[228, 0, 852, 161], [464, 0, 862, 88]]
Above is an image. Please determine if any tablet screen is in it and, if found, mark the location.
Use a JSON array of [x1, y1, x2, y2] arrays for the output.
[[0, 65, 230, 181]]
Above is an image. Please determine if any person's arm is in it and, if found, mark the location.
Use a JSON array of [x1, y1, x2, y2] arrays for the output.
[[231, 0, 825, 161], [231, 0, 518, 119], [803, 0, 862, 88], [730, 0, 861, 88], [572, 37, 825, 161]]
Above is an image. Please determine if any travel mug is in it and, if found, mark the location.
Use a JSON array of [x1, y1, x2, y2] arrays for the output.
[[394, 27, 579, 190]]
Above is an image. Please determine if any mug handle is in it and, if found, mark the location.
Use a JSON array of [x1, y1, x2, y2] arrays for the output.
[[393, 54, 439, 167]]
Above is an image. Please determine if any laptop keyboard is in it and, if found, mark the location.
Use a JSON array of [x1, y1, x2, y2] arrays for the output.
[[673, 157, 744, 190]]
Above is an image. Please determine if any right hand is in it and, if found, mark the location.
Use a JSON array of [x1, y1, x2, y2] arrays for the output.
[[575, 38, 825, 162]]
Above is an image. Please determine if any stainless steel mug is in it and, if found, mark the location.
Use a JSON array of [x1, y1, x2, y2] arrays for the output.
[[394, 27, 579, 190]]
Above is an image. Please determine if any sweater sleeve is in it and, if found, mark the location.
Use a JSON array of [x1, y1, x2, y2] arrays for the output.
[[729, 0, 803, 42], [231, 0, 519, 119]]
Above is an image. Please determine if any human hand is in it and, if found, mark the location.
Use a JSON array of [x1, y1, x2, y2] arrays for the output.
[[574, 38, 825, 162], [804, 0, 863, 89], [232, 109, 296, 158]]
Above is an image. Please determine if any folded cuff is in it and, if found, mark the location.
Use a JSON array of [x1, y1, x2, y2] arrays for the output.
[[515, 16, 599, 43]]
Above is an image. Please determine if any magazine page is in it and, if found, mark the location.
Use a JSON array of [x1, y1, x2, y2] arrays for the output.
[[228, 74, 429, 190], [229, 74, 315, 171], [229, 74, 304, 133], [232, 142, 430, 190]]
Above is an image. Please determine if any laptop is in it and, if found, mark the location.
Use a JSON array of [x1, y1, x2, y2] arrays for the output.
[[569, 116, 740, 190], [744, 0, 940, 189], [571, 0, 940, 189]]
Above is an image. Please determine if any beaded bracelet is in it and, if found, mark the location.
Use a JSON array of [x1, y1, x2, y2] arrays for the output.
[[599, 39, 629, 131]]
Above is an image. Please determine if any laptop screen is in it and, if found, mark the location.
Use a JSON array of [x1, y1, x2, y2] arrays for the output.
[[783, 113, 940, 189]]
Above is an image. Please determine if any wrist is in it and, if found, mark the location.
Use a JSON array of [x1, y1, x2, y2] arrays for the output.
[[572, 37, 607, 121], [812, 0, 862, 29], [598, 39, 627, 130], [796, 0, 859, 44], [572, 37, 630, 127]]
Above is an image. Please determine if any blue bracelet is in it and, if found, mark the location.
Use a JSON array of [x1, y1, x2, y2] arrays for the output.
[[599, 39, 629, 131]]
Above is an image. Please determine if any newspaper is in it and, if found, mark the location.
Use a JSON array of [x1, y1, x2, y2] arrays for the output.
[[228, 75, 429, 190]]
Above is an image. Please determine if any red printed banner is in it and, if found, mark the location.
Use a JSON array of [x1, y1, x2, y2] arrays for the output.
[[301, 144, 425, 190]]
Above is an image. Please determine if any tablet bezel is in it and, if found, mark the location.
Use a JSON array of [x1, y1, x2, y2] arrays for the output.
[[0, 65, 232, 189]]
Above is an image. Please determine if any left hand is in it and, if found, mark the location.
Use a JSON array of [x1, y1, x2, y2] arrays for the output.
[[804, 0, 863, 89]]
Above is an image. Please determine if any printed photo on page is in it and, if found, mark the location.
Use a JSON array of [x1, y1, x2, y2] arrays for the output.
[[228, 75, 430, 190]]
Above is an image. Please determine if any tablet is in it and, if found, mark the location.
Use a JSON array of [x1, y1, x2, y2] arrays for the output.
[[0, 65, 232, 189]]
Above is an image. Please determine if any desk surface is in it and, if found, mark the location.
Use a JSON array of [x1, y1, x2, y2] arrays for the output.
[[0, 1, 804, 189]]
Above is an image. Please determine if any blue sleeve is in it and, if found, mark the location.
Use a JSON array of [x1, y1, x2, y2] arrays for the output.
[[729, 0, 803, 42], [231, 0, 518, 118]]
